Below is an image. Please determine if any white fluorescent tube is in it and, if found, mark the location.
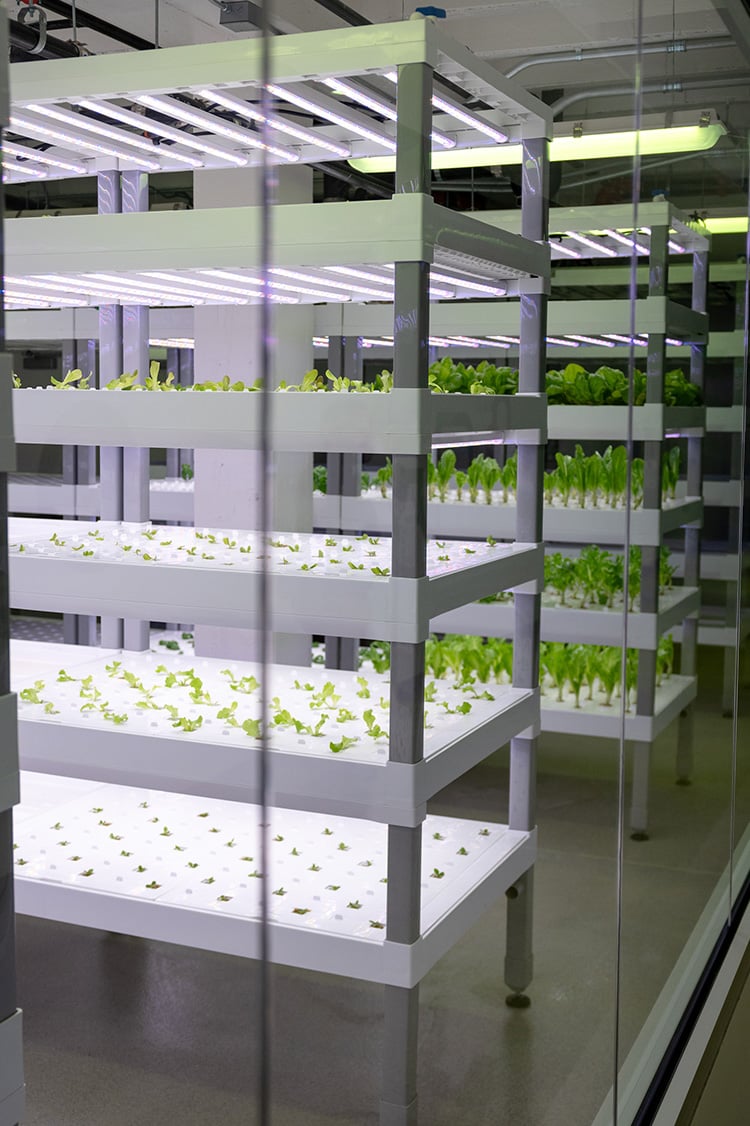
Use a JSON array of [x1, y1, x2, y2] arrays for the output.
[[268, 83, 397, 152], [550, 241, 581, 259], [137, 94, 298, 163], [383, 71, 508, 144], [546, 336, 580, 347], [603, 228, 650, 255], [75, 98, 246, 168], [10, 114, 161, 171], [197, 87, 351, 159], [28, 104, 201, 169], [3, 140, 86, 175], [321, 76, 455, 148], [565, 231, 618, 258], [567, 334, 616, 347]]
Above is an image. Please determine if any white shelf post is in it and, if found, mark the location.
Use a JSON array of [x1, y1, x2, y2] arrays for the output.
[[122, 169, 151, 653], [97, 170, 125, 651], [631, 224, 669, 839], [675, 247, 708, 778], [325, 334, 362, 673], [381, 58, 432, 1126], [505, 134, 549, 1005]]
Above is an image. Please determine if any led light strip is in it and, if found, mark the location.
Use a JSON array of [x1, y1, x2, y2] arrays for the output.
[[3, 160, 46, 180], [84, 272, 245, 305], [550, 241, 582, 260], [324, 265, 455, 300], [200, 268, 346, 303], [381, 264, 507, 298], [321, 76, 455, 149], [7, 276, 188, 307], [567, 334, 616, 347], [147, 270, 265, 300], [546, 336, 580, 348], [640, 227, 687, 255], [197, 87, 351, 159], [603, 334, 649, 346], [150, 337, 196, 349], [3, 140, 86, 175], [6, 288, 80, 307], [603, 228, 650, 255], [448, 335, 499, 348], [137, 94, 298, 163], [10, 114, 161, 171], [487, 335, 519, 347], [383, 71, 508, 145], [75, 98, 245, 168], [198, 269, 298, 303], [565, 231, 618, 258], [666, 338, 684, 346], [27, 105, 202, 170], [268, 83, 397, 152], [272, 267, 392, 300]]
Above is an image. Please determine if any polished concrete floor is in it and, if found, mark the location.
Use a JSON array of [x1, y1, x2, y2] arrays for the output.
[[12, 645, 750, 1126]]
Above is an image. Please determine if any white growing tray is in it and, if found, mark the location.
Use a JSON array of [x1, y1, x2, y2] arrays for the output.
[[431, 585, 700, 650], [11, 640, 537, 826], [11, 387, 546, 455], [539, 674, 696, 741], [13, 771, 535, 988], [8, 519, 542, 643], [334, 493, 703, 547]]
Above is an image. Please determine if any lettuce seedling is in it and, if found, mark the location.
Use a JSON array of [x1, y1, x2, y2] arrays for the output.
[[51, 368, 89, 390], [330, 735, 357, 753], [481, 457, 502, 505]]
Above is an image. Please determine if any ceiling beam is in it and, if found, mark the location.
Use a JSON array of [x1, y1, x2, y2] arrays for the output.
[[715, 0, 750, 65]]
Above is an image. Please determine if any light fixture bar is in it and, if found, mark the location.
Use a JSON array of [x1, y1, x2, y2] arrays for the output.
[[197, 87, 351, 159], [641, 227, 687, 255], [198, 269, 298, 303], [321, 76, 455, 149], [10, 113, 161, 171], [267, 83, 397, 152], [3, 159, 46, 180], [269, 267, 388, 300], [546, 336, 580, 347], [324, 265, 454, 300], [487, 335, 519, 346], [6, 288, 80, 307], [383, 71, 508, 144], [550, 241, 582, 259], [565, 231, 618, 258], [449, 335, 500, 348], [145, 270, 265, 299], [3, 140, 86, 175], [603, 228, 650, 255], [381, 263, 506, 297], [666, 338, 684, 346], [27, 104, 202, 170], [75, 98, 247, 168], [567, 334, 616, 347], [603, 334, 650, 346], [86, 272, 244, 304], [137, 94, 298, 163], [150, 337, 195, 349]]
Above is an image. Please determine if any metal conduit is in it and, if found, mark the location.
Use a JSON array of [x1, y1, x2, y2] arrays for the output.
[[505, 36, 733, 78], [551, 73, 750, 117]]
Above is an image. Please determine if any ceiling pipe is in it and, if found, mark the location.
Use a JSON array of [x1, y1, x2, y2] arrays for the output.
[[309, 0, 371, 27], [9, 19, 83, 60], [551, 73, 750, 118], [505, 36, 733, 78], [34, 0, 156, 51]]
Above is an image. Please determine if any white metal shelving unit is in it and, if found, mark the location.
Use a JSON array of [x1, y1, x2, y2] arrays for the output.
[[313, 202, 708, 839], [5, 21, 551, 1125]]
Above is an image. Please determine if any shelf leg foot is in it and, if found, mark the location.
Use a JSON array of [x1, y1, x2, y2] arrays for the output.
[[381, 984, 419, 1126], [504, 870, 533, 1000], [629, 740, 651, 840]]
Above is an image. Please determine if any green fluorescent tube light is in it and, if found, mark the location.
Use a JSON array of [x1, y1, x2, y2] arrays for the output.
[[349, 121, 726, 173], [701, 216, 749, 235]]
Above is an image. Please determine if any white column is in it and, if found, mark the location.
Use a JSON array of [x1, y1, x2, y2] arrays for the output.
[[193, 166, 313, 665]]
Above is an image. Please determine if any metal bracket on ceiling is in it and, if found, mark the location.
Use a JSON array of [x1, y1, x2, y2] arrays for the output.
[[16, 1, 48, 55]]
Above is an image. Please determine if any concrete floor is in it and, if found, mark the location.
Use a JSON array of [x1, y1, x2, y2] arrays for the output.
[[12, 646, 750, 1126]]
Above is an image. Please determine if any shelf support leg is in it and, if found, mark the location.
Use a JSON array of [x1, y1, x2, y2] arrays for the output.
[[505, 133, 548, 1006], [381, 61, 432, 1125], [676, 246, 707, 776], [97, 171, 124, 651], [121, 170, 151, 653], [325, 335, 362, 672]]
